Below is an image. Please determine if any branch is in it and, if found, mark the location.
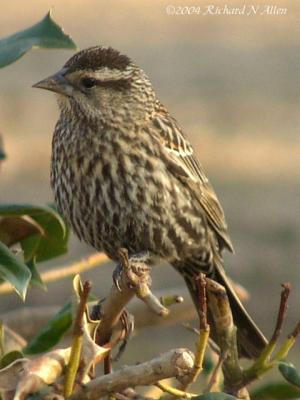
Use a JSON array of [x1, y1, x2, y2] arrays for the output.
[[71, 348, 194, 400], [193, 274, 210, 378], [271, 283, 291, 342], [0, 253, 108, 295], [249, 282, 290, 372], [243, 282, 300, 388], [206, 278, 249, 399], [155, 381, 196, 398], [181, 274, 210, 389]]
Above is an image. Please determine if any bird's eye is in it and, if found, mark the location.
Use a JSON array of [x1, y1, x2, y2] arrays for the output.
[[80, 77, 98, 89]]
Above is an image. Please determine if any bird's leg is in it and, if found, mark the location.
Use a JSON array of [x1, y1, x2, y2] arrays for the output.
[[118, 249, 171, 317], [95, 249, 152, 347], [96, 249, 168, 352], [113, 249, 152, 291]]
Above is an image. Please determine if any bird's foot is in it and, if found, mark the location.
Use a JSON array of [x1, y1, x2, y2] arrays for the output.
[[112, 309, 135, 362], [113, 249, 152, 291], [112, 262, 123, 291]]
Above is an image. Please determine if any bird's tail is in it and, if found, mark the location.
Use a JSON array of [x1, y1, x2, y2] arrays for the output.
[[179, 257, 268, 359]]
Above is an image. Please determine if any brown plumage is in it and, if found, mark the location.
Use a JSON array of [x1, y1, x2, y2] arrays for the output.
[[34, 46, 267, 358]]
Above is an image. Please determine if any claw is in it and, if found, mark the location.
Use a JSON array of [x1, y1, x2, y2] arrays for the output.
[[113, 263, 123, 291], [112, 310, 135, 362]]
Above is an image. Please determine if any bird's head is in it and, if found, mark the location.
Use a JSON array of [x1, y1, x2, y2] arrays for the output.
[[33, 46, 156, 123]]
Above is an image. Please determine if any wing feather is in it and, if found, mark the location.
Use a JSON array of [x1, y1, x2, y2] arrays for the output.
[[151, 102, 233, 252]]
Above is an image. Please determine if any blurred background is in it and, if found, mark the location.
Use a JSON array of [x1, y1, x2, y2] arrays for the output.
[[0, 0, 299, 376]]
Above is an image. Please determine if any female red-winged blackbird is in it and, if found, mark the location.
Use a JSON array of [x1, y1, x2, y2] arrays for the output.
[[34, 46, 267, 358]]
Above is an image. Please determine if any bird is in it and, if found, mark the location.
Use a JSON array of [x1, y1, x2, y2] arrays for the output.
[[33, 46, 267, 358]]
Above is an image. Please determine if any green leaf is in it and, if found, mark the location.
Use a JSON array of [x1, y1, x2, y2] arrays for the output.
[[0, 204, 66, 236], [0, 241, 31, 300], [24, 285, 97, 355], [0, 11, 77, 68], [192, 393, 237, 400], [278, 362, 300, 388], [26, 258, 46, 290], [24, 302, 72, 354], [0, 216, 43, 247], [0, 350, 24, 369], [251, 381, 300, 399], [21, 213, 69, 263], [0, 204, 69, 263]]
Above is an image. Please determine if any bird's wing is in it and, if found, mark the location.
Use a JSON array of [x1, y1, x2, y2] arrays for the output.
[[151, 103, 233, 252]]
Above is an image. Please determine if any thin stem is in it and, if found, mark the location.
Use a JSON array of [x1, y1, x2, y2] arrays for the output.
[[181, 274, 210, 389], [156, 382, 196, 399], [64, 281, 92, 398], [192, 328, 210, 381], [242, 286, 300, 390], [196, 274, 209, 331], [245, 283, 291, 377]]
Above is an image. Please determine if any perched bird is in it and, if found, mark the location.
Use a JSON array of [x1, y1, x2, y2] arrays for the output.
[[34, 46, 267, 358]]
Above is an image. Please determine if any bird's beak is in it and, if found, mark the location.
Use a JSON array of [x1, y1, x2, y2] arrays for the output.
[[32, 69, 73, 96]]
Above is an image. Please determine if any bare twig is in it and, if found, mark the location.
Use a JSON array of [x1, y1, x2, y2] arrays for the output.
[[242, 283, 300, 391], [181, 274, 210, 389], [270, 317, 300, 363], [71, 349, 194, 400], [206, 278, 249, 399], [155, 381, 196, 398], [290, 320, 300, 339], [197, 274, 209, 331], [74, 281, 92, 336], [251, 282, 291, 371], [0, 253, 108, 295], [160, 295, 184, 307], [271, 283, 291, 343]]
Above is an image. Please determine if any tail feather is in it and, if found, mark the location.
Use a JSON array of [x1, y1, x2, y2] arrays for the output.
[[181, 258, 268, 359]]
